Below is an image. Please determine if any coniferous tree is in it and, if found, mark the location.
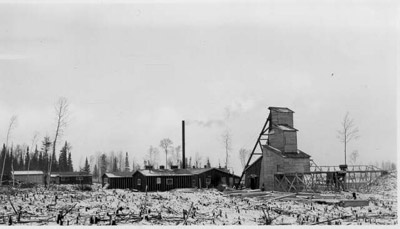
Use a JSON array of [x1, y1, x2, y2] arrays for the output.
[[10, 147, 14, 176], [82, 157, 90, 174], [25, 146, 30, 171], [58, 141, 69, 172], [43, 151, 49, 173], [67, 151, 73, 172], [51, 150, 58, 172], [0, 145, 6, 181], [31, 145, 39, 170], [112, 157, 118, 172], [100, 154, 108, 175], [18, 148, 24, 170], [93, 164, 99, 180], [42, 136, 51, 173], [38, 151, 43, 171], [124, 152, 130, 172], [206, 157, 211, 168]]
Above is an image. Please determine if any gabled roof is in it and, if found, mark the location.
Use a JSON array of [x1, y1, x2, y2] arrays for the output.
[[12, 170, 44, 175], [134, 167, 238, 177], [103, 172, 133, 178], [268, 107, 294, 113]]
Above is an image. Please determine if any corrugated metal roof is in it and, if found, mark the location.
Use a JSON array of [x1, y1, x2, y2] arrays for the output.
[[268, 107, 294, 113], [12, 170, 44, 175]]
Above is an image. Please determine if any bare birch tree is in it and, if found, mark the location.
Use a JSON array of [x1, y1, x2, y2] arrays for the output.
[[27, 131, 40, 172], [221, 129, 232, 169], [0, 115, 17, 186], [239, 148, 250, 169], [194, 152, 202, 168], [48, 97, 69, 186], [350, 150, 359, 165], [337, 112, 359, 165], [160, 138, 173, 168], [145, 146, 159, 167]]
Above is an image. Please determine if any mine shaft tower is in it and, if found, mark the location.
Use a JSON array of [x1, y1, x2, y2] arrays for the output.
[[238, 107, 387, 192]]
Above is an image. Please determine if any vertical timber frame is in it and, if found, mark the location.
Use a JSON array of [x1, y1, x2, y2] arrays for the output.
[[237, 113, 271, 187]]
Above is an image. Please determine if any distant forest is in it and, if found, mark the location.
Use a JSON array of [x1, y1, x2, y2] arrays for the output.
[[0, 139, 74, 180]]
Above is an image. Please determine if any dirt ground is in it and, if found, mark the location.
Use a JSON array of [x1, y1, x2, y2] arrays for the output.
[[0, 171, 397, 225]]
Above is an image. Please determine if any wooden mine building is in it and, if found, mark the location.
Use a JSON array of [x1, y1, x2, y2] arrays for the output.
[[131, 167, 240, 192], [243, 107, 311, 190]]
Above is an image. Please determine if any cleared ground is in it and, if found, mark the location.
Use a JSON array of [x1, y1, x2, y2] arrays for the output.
[[0, 171, 396, 225]]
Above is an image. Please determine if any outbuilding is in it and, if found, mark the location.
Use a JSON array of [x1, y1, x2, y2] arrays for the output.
[[51, 172, 92, 185], [102, 172, 134, 189], [12, 170, 45, 184]]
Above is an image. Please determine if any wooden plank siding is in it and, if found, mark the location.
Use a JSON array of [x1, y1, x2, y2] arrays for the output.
[[244, 157, 262, 189], [108, 177, 133, 189], [57, 176, 92, 185], [131, 168, 240, 192]]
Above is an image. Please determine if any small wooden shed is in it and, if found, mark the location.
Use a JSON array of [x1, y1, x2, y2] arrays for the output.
[[51, 172, 92, 185], [102, 172, 134, 189], [12, 171, 45, 184]]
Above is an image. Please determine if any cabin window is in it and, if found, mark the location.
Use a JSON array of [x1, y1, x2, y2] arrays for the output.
[[235, 178, 240, 184], [77, 176, 83, 181], [61, 177, 66, 181], [166, 178, 173, 185], [137, 178, 141, 185], [104, 178, 108, 183], [192, 178, 196, 187], [156, 177, 161, 184], [206, 177, 211, 185]]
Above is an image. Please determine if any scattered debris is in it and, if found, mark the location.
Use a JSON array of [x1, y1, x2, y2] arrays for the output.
[[0, 171, 396, 225]]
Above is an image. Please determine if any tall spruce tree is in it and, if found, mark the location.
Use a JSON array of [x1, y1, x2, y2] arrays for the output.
[[42, 136, 51, 173], [51, 150, 58, 172], [0, 145, 5, 181], [25, 146, 30, 171], [112, 157, 118, 172], [38, 151, 43, 171], [100, 154, 107, 175], [31, 145, 39, 170], [58, 141, 68, 172], [124, 152, 130, 172], [93, 164, 99, 180], [67, 151, 73, 172], [82, 157, 90, 174]]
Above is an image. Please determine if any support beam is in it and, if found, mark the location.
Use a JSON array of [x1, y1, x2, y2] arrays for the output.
[[237, 114, 271, 187]]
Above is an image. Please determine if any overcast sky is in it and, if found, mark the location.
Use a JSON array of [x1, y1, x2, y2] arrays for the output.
[[0, 0, 398, 174]]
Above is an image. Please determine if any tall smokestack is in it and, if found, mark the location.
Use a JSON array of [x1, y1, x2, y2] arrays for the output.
[[182, 120, 186, 169]]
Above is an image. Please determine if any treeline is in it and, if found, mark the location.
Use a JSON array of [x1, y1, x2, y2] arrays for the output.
[[372, 160, 396, 171], [89, 151, 141, 181], [0, 138, 74, 180]]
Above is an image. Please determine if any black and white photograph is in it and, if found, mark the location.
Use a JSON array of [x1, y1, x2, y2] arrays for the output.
[[0, 0, 398, 226]]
